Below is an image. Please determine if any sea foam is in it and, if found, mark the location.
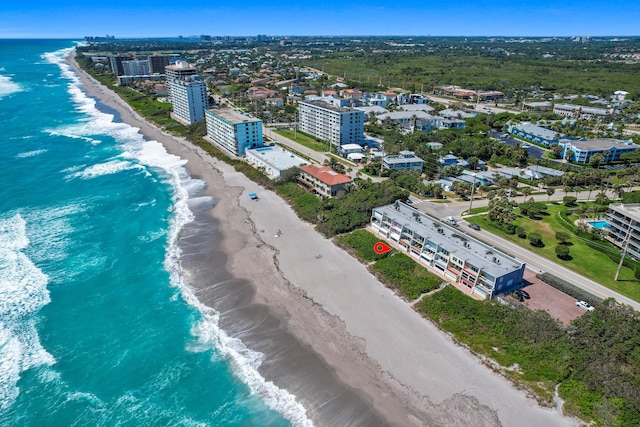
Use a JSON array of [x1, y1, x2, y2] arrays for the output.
[[0, 74, 24, 99], [47, 46, 314, 426], [0, 214, 56, 411]]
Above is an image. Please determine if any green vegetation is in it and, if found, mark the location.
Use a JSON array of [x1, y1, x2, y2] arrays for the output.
[[335, 229, 394, 262], [469, 203, 640, 300], [419, 286, 640, 425], [272, 129, 328, 152], [336, 229, 442, 300], [372, 254, 443, 300], [308, 51, 640, 99]]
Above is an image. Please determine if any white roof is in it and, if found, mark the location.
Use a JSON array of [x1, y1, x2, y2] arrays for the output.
[[341, 143, 364, 150]]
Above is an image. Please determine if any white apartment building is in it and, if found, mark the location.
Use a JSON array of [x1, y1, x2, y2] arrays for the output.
[[165, 60, 198, 102], [169, 78, 207, 125], [298, 100, 364, 148], [205, 108, 264, 156]]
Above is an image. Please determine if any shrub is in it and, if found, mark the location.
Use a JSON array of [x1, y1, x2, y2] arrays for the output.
[[528, 232, 544, 247], [335, 229, 393, 262], [563, 196, 578, 206], [515, 226, 527, 239], [372, 254, 442, 300], [555, 244, 571, 260]]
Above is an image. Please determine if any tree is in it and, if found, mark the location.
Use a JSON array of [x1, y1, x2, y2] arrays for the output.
[[550, 143, 563, 159], [488, 197, 517, 228], [521, 186, 533, 203], [589, 153, 606, 169], [546, 187, 556, 202], [565, 149, 575, 162], [468, 156, 480, 171]]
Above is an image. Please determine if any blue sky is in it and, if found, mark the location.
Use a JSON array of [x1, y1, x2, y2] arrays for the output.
[[1, 0, 639, 38]]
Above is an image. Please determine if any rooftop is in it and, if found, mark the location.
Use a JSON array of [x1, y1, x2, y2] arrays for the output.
[[246, 146, 308, 171], [610, 203, 640, 221], [208, 108, 261, 124], [512, 122, 563, 140], [562, 138, 637, 151], [299, 99, 356, 113], [300, 164, 352, 186]]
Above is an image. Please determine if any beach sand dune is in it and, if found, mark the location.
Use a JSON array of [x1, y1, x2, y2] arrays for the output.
[[68, 52, 578, 427]]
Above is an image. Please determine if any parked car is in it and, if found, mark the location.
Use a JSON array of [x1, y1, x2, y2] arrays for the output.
[[576, 300, 595, 311], [468, 223, 481, 231], [515, 289, 530, 299]]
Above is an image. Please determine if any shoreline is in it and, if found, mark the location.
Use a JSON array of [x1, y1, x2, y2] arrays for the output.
[[67, 51, 578, 427]]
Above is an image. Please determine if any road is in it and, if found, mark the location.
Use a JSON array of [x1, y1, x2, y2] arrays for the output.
[[411, 196, 640, 311]]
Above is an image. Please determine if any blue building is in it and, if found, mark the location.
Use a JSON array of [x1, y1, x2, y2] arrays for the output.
[[560, 138, 639, 164], [508, 122, 566, 147], [205, 108, 264, 156], [382, 151, 423, 171]]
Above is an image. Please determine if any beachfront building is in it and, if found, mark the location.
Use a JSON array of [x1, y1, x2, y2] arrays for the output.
[[169, 77, 208, 125], [205, 108, 264, 156], [148, 55, 171, 74], [121, 59, 150, 77], [607, 204, 640, 260], [382, 151, 423, 171], [245, 146, 308, 178], [108, 55, 133, 76], [298, 164, 353, 197], [370, 201, 526, 298], [298, 100, 365, 148], [559, 138, 639, 164], [165, 60, 198, 102], [508, 122, 565, 147]]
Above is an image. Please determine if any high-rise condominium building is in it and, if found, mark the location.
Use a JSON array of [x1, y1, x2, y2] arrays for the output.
[[205, 108, 263, 156], [298, 100, 364, 148]]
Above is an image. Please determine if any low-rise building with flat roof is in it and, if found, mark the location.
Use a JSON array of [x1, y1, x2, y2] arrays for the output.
[[299, 164, 352, 197], [205, 108, 264, 156], [553, 103, 614, 121], [370, 201, 526, 298], [245, 146, 308, 178], [383, 151, 423, 171], [508, 122, 565, 147], [560, 138, 639, 163]]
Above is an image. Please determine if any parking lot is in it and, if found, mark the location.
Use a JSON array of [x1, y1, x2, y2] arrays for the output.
[[506, 268, 587, 324]]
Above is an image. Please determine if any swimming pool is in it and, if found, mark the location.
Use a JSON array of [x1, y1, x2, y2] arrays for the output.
[[587, 220, 611, 229]]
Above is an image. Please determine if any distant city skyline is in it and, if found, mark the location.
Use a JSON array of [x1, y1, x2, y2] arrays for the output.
[[1, 0, 639, 38]]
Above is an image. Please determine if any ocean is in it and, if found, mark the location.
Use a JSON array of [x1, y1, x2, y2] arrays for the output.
[[0, 39, 309, 426]]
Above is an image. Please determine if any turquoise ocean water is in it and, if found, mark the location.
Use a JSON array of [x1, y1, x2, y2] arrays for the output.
[[0, 39, 309, 426]]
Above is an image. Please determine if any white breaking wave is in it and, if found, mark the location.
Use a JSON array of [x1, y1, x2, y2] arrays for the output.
[[46, 45, 314, 427], [0, 74, 23, 99], [0, 214, 56, 411], [15, 149, 48, 158], [64, 158, 141, 180]]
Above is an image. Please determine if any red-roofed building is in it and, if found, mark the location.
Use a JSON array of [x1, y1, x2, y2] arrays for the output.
[[299, 164, 353, 197]]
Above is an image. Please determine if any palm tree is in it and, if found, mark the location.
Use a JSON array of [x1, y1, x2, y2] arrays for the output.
[[521, 186, 533, 203], [546, 187, 555, 202]]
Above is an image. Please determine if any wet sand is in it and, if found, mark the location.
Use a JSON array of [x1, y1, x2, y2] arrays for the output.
[[67, 51, 579, 427]]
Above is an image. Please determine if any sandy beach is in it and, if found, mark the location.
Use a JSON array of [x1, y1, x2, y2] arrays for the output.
[[67, 52, 578, 427]]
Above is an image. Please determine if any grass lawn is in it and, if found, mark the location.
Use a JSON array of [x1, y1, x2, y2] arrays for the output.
[[273, 129, 328, 152], [467, 203, 640, 302]]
